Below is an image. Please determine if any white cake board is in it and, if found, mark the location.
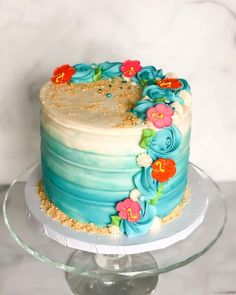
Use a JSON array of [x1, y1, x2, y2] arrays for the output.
[[25, 165, 208, 255]]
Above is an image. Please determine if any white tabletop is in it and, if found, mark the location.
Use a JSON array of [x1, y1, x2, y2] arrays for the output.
[[0, 182, 235, 295]]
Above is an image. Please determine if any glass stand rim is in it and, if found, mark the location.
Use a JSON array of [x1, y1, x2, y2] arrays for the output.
[[2, 162, 227, 278]]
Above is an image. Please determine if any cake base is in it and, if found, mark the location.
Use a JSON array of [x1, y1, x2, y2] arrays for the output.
[[25, 164, 208, 254]]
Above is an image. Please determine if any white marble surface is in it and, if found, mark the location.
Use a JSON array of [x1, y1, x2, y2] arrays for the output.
[[1, 0, 236, 184], [0, 182, 235, 294]]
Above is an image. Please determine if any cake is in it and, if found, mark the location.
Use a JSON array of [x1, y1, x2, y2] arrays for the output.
[[39, 60, 191, 237]]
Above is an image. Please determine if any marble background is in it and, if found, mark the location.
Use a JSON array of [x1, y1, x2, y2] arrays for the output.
[[0, 0, 236, 184]]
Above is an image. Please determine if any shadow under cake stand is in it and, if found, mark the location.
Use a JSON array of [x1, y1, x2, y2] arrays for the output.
[[3, 163, 226, 295]]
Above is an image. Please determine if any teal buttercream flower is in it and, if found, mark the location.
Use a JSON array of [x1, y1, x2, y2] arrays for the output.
[[143, 85, 176, 102], [147, 126, 182, 160], [132, 66, 165, 85], [133, 84, 172, 120], [119, 201, 156, 236], [133, 167, 158, 200], [178, 78, 191, 92], [132, 99, 158, 120], [71, 63, 95, 83], [99, 62, 122, 79]]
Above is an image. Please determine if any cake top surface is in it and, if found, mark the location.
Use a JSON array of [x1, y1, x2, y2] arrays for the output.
[[40, 61, 191, 129]]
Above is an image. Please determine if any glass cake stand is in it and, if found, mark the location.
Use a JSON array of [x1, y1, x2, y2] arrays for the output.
[[3, 163, 227, 295]]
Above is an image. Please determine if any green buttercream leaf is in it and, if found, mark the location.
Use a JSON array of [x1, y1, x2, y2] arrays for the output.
[[111, 215, 121, 226], [149, 184, 164, 205], [140, 79, 148, 87], [154, 97, 166, 103], [93, 66, 102, 82], [139, 128, 156, 149]]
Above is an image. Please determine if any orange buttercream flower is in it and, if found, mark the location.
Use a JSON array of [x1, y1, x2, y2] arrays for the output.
[[51, 64, 76, 84], [157, 78, 183, 90], [151, 158, 176, 182]]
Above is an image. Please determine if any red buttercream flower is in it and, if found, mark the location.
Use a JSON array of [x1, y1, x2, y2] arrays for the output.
[[51, 64, 76, 84], [157, 78, 183, 90], [151, 158, 176, 182], [121, 60, 142, 78], [116, 198, 141, 223]]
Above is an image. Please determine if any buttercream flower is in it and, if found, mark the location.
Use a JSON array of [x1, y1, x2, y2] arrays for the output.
[[129, 189, 141, 202], [70, 63, 95, 83], [147, 104, 174, 128], [142, 85, 176, 103], [133, 167, 158, 200], [133, 66, 164, 85], [179, 90, 192, 106], [116, 198, 141, 223], [165, 72, 178, 79], [133, 99, 157, 120], [137, 153, 153, 167], [99, 62, 122, 79], [121, 60, 142, 78], [51, 64, 76, 84], [157, 78, 183, 90], [151, 158, 176, 182], [119, 201, 157, 237], [147, 126, 182, 160]]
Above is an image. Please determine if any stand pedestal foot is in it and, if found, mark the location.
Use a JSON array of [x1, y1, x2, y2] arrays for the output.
[[66, 250, 158, 295]]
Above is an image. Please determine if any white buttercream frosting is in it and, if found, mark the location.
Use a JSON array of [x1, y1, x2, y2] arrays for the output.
[[40, 78, 191, 153]]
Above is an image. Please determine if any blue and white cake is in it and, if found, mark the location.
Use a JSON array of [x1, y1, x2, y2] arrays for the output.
[[39, 60, 192, 237]]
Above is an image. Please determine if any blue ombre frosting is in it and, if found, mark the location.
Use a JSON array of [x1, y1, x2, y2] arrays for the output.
[[40, 125, 190, 229]]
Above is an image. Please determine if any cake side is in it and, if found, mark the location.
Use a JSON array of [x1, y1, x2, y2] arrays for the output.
[[40, 60, 192, 236]]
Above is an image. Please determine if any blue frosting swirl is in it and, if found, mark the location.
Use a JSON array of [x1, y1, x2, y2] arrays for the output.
[[147, 126, 182, 160], [99, 62, 122, 79], [178, 78, 191, 93], [133, 167, 158, 200], [120, 201, 156, 237], [132, 66, 164, 85], [132, 99, 157, 120], [143, 85, 176, 102], [71, 63, 95, 83]]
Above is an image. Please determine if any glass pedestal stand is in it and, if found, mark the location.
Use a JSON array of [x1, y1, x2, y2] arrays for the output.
[[3, 163, 226, 295]]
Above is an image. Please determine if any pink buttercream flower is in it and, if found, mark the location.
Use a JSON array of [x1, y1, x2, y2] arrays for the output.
[[116, 198, 141, 223], [147, 104, 174, 128], [121, 60, 142, 78]]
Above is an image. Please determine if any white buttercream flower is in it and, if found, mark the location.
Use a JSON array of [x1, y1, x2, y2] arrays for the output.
[[150, 217, 162, 233], [122, 75, 131, 82], [129, 189, 141, 202], [142, 95, 150, 101], [137, 153, 153, 167], [108, 225, 121, 236], [165, 72, 178, 78], [179, 90, 192, 107]]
